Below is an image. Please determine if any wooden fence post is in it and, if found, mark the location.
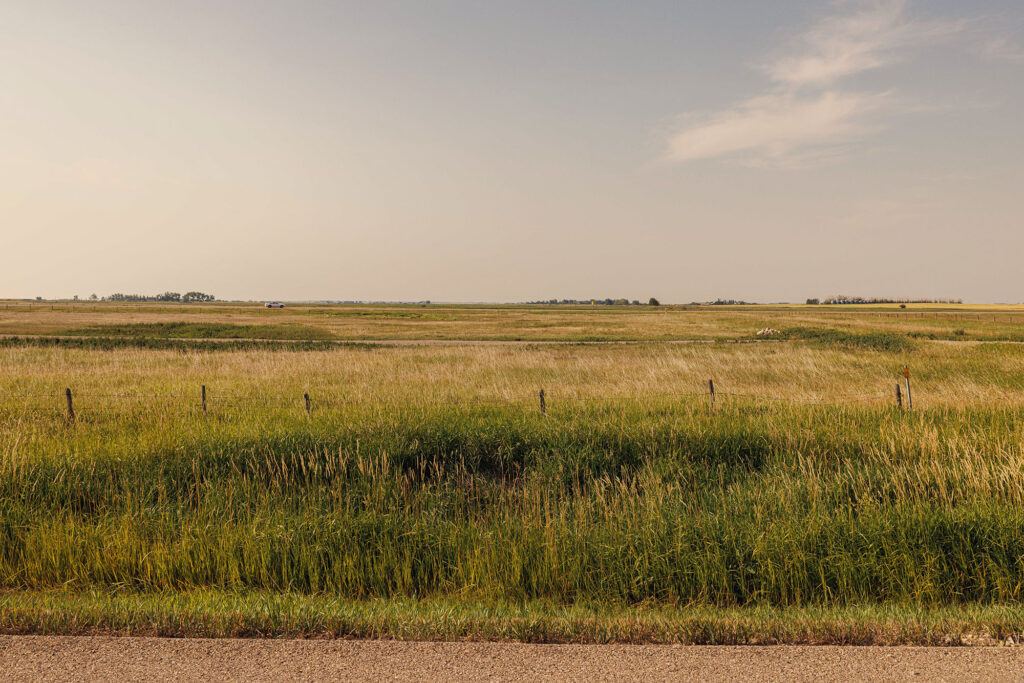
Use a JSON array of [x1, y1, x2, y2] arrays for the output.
[[65, 388, 75, 421], [895, 383, 902, 409], [903, 366, 912, 411], [708, 379, 715, 415], [304, 392, 311, 416], [539, 389, 546, 416], [201, 385, 207, 414]]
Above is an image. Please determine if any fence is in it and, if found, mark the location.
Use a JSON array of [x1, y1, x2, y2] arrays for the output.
[[1, 371, 925, 423]]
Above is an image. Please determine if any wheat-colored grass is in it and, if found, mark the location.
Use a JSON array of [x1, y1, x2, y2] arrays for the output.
[[3, 301, 1024, 341], [2, 306, 1024, 641]]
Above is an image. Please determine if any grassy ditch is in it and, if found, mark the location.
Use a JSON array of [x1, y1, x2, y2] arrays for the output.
[[2, 401, 1024, 608]]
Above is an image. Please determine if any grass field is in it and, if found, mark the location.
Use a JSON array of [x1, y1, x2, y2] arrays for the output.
[[5, 300, 1024, 342], [3, 302, 1024, 643]]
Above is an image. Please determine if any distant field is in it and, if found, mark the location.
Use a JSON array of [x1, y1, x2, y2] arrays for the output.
[[4, 300, 1024, 342], [2, 303, 1024, 643]]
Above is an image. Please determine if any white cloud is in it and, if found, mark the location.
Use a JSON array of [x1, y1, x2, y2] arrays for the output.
[[765, 0, 964, 87], [667, 91, 886, 164], [980, 36, 1024, 63], [666, 0, 967, 167]]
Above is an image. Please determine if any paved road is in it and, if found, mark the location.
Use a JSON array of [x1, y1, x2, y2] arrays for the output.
[[2, 637, 1023, 682]]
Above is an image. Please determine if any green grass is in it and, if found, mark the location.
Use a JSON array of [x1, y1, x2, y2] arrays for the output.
[[0, 336, 371, 352], [3, 590, 1024, 644], [3, 316, 1024, 642], [68, 322, 336, 340], [3, 402, 1024, 609], [784, 327, 916, 352], [909, 330, 1024, 343]]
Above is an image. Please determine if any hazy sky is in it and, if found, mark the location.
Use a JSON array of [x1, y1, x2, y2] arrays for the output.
[[2, 1, 1022, 302]]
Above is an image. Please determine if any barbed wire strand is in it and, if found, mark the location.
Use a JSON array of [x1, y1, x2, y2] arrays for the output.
[[1, 384, 1019, 417]]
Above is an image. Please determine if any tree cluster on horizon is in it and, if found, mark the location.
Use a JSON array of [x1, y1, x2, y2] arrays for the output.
[[525, 298, 661, 306], [813, 296, 963, 305], [102, 291, 215, 303]]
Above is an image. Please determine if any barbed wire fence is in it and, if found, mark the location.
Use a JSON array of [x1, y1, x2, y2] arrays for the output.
[[0, 368, 964, 424]]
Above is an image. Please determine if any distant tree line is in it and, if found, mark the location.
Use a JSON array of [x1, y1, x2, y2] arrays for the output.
[[103, 291, 215, 303], [526, 298, 661, 306], [700, 299, 751, 306], [807, 296, 963, 305]]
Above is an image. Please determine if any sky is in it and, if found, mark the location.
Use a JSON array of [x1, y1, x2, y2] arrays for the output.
[[2, 0, 1022, 303]]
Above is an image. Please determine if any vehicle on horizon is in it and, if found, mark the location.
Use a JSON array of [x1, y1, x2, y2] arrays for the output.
[[264, 302, 285, 308]]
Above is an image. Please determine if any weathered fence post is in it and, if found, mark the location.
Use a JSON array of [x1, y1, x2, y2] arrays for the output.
[[538, 389, 546, 416], [708, 379, 715, 415], [201, 385, 207, 414], [895, 383, 902, 410], [903, 366, 912, 411], [65, 388, 75, 421], [304, 392, 311, 416]]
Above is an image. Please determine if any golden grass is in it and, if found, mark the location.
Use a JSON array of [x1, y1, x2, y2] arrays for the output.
[[3, 301, 1024, 341], [1, 339, 1022, 412], [3, 305, 1024, 640]]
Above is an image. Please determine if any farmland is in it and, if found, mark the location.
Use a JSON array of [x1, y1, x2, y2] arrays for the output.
[[5, 300, 1024, 342], [3, 301, 1024, 643]]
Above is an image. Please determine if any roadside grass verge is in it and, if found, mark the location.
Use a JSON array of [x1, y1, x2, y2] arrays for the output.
[[3, 590, 1024, 645], [4, 402, 1024, 606]]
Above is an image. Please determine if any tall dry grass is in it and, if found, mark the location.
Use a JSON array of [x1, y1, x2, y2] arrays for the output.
[[2, 341, 1024, 608]]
